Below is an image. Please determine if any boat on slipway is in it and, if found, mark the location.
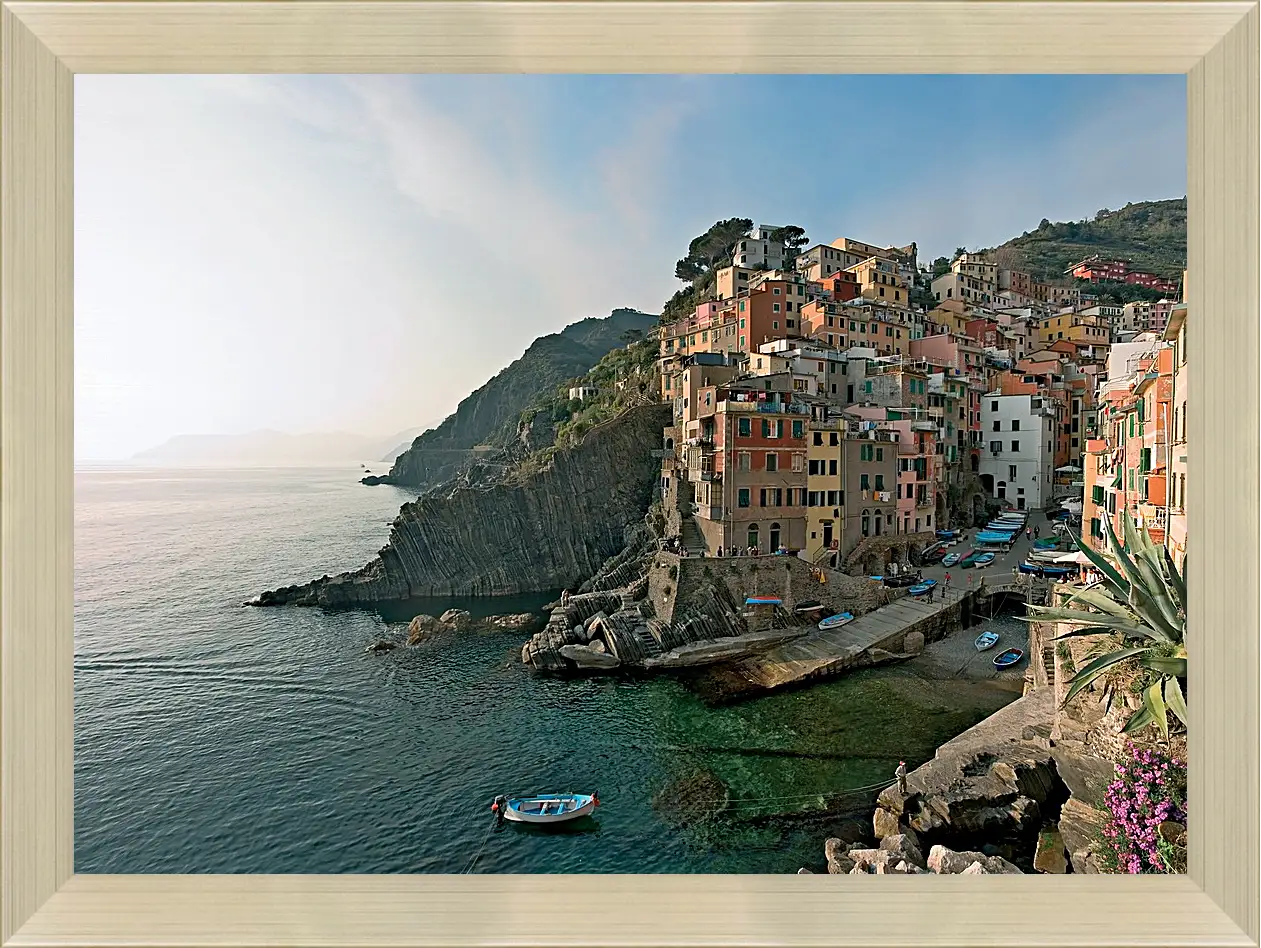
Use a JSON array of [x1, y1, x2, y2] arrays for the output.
[[974, 631, 1000, 651], [993, 648, 1025, 669], [818, 612, 855, 631]]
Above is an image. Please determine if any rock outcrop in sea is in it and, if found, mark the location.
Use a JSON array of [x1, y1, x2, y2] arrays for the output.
[[254, 403, 671, 606]]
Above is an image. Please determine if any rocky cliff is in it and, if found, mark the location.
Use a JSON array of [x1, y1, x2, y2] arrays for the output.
[[376, 308, 657, 490], [255, 403, 672, 607]]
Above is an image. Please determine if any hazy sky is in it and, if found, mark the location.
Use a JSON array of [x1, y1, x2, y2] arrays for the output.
[[75, 74, 1186, 460]]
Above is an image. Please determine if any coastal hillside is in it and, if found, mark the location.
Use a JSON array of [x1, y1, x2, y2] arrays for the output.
[[256, 402, 671, 605], [982, 198, 1186, 285], [381, 307, 657, 489]]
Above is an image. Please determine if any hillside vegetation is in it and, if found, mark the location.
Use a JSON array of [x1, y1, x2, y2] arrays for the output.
[[984, 198, 1187, 285], [382, 307, 656, 488]]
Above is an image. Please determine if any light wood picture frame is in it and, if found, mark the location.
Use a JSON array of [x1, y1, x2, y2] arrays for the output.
[[2, 1, 1257, 945]]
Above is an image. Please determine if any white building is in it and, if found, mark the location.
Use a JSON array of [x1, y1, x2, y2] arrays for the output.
[[979, 393, 1056, 510], [756, 339, 856, 401], [568, 385, 599, 402], [732, 225, 787, 271]]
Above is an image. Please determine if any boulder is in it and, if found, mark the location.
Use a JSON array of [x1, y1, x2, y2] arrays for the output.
[[1050, 746, 1116, 809], [557, 644, 621, 670], [407, 614, 441, 644], [927, 845, 1023, 875], [1057, 797, 1108, 874], [894, 860, 926, 874], [588, 638, 608, 653], [873, 806, 902, 839], [439, 608, 473, 629], [1033, 827, 1068, 874], [878, 831, 925, 869], [903, 630, 926, 654], [485, 612, 541, 632], [960, 861, 988, 875], [365, 640, 397, 653], [824, 838, 855, 875]]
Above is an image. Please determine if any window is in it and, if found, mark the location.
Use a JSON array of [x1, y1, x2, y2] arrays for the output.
[[1011, 420, 1020, 431], [861, 445, 874, 461], [738, 489, 750, 508], [761, 419, 771, 438], [739, 417, 751, 437], [990, 441, 1002, 453], [759, 488, 768, 507], [874, 475, 885, 491], [772, 320, 779, 329], [773, 304, 781, 314], [861, 474, 871, 490], [792, 453, 804, 473], [992, 420, 1001, 432], [991, 401, 999, 412], [1011, 440, 1020, 452], [766, 453, 779, 473], [829, 459, 838, 476], [829, 432, 839, 446], [1009, 465, 1018, 481], [792, 420, 804, 439]]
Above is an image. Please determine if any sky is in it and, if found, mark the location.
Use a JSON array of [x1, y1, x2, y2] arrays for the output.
[[75, 74, 1186, 461]]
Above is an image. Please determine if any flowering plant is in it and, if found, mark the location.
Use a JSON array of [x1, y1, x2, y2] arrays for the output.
[[1100, 741, 1187, 873]]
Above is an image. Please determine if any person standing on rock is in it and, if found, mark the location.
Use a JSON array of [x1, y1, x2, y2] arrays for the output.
[[895, 761, 908, 795]]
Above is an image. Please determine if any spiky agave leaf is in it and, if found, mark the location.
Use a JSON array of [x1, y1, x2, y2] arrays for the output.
[[1125, 555, 1184, 645], [1141, 678, 1170, 740], [1142, 655, 1188, 678], [1068, 526, 1131, 598], [1028, 609, 1170, 643], [1062, 587, 1137, 621], [1164, 547, 1187, 615], [1164, 676, 1189, 728], [1064, 646, 1151, 704], [1123, 703, 1155, 735]]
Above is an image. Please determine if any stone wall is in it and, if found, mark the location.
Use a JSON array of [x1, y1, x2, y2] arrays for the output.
[[255, 403, 672, 606], [841, 532, 937, 574]]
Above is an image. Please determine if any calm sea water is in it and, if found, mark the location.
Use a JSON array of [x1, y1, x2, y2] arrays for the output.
[[75, 466, 1018, 874]]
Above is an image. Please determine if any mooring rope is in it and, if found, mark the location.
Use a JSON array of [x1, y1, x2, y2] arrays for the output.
[[463, 817, 498, 874]]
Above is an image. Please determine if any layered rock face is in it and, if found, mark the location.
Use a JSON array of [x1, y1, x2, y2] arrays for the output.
[[255, 403, 671, 607]]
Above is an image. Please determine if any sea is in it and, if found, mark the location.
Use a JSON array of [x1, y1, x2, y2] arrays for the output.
[[75, 465, 1020, 874]]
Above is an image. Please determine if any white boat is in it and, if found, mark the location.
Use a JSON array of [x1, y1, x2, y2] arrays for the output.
[[494, 793, 598, 824], [818, 612, 855, 631], [975, 631, 1000, 651]]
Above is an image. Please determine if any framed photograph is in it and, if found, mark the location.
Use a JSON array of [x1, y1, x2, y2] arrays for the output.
[[2, 2, 1257, 946]]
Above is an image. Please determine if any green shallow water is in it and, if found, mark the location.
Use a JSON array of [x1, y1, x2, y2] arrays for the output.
[[75, 466, 1017, 874]]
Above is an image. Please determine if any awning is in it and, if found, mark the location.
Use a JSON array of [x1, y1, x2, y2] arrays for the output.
[[1056, 464, 1082, 473], [1054, 550, 1092, 565]]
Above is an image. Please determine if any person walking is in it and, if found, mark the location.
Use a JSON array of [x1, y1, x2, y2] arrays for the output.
[[1033, 525, 1041, 540], [895, 760, 908, 795]]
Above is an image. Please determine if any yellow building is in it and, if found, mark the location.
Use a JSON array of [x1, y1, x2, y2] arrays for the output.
[[847, 255, 910, 306], [805, 422, 846, 564]]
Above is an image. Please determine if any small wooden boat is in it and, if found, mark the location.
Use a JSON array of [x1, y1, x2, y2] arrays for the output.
[[818, 612, 854, 631], [794, 599, 824, 614], [495, 793, 598, 824], [959, 551, 984, 568], [883, 573, 922, 588], [993, 648, 1024, 669], [975, 631, 1000, 651], [973, 552, 996, 567], [941, 552, 962, 568], [908, 579, 938, 597]]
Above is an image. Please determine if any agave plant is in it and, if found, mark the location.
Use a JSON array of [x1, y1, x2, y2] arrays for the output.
[[1024, 512, 1186, 740]]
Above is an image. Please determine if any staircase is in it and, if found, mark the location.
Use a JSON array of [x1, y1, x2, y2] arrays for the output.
[[680, 517, 708, 555], [1041, 643, 1057, 685]]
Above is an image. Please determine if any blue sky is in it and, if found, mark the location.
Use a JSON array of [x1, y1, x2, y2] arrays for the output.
[[75, 74, 1185, 460]]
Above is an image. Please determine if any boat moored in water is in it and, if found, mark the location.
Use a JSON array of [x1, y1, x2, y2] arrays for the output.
[[494, 793, 599, 825]]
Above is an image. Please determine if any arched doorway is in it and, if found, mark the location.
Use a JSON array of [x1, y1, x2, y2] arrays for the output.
[[747, 523, 760, 552], [769, 522, 781, 553], [861, 509, 871, 538], [997, 480, 1007, 500], [665, 437, 675, 451]]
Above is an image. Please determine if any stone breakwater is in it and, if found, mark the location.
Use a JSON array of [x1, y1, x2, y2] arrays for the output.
[[253, 403, 671, 607], [520, 553, 895, 676]]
